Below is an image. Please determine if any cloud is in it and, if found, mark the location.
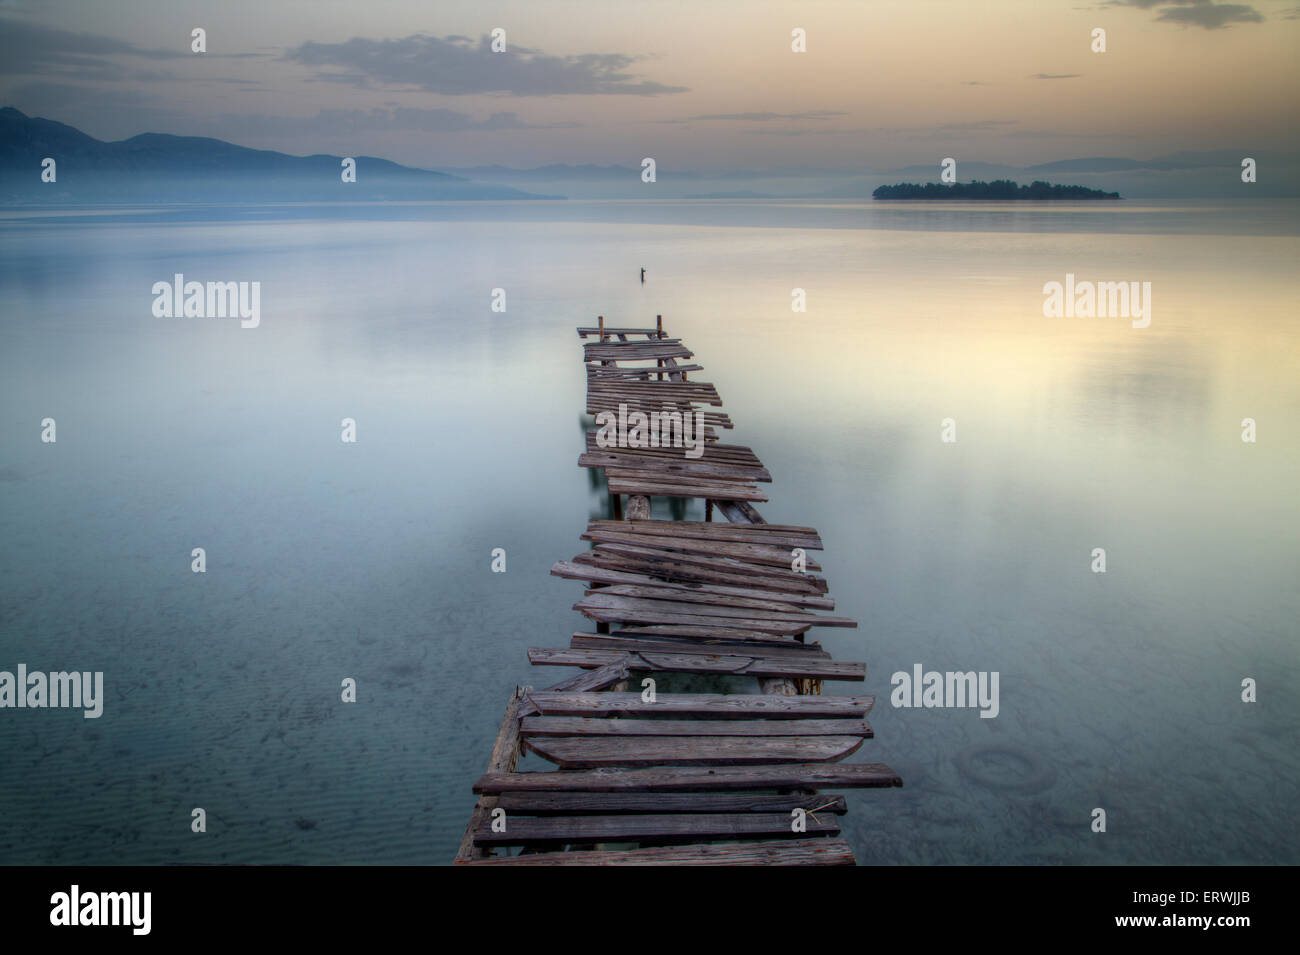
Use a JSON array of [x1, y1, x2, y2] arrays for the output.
[[1106, 1, 1265, 29], [288, 106, 577, 134], [5, 85, 571, 145], [684, 110, 847, 122], [1032, 73, 1083, 79], [1156, 2, 1264, 27], [284, 33, 687, 96], [0, 17, 179, 80], [0, 16, 265, 81], [936, 120, 1017, 132], [745, 119, 1019, 138]]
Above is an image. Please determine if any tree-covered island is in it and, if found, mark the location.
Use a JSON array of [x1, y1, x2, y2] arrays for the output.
[[872, 179, 1121, 199]]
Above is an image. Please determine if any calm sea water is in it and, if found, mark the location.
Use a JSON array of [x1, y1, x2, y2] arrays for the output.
[[1, 199, 1296, 864]]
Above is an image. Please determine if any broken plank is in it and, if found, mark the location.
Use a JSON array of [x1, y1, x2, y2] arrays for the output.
[[570, 633, 830, 660], [550, 560, 835, 609], [527, 646, 864, 681], [581, 529, 817, 569], [576, 604, 812, 635], [585, 584, 823, 614], [580, 453, 769, 483], [519, 660, 629, 718], [576, 592, 856, 628], [493, 791, 849, 815], [453, 693, 524, 864], [464, 838, 857, 865], [524, 734, 864, 768], [474, 761, 903, 794], [588, 519, 822, 549], [605, 475, 768, 503], [473, 812, 839, 846], [519, 717, 872, 738], [522, 691, 874, 719], [584, 542, 826, 591]]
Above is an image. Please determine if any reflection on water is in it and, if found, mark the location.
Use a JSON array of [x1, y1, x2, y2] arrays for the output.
[[0, 200, 1296, 864]]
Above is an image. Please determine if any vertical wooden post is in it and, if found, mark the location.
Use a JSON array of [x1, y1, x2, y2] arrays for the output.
[[598, 315, 605, 343], [656, 314, 663, 338]]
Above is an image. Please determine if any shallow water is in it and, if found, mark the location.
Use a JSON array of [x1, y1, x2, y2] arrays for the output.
[[0, 199, 1296, 864]]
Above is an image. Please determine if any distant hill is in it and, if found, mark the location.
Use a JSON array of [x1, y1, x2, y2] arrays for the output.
[[872, 179, 1121, 200], [0, 107, 558, 202]]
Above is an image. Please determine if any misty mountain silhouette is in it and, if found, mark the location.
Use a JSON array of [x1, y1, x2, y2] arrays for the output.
[[0, 107, 557, 202]]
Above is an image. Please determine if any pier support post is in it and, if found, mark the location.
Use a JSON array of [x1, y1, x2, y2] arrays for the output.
[[626, 495, 651, 520], [454, 691, 523, 863]]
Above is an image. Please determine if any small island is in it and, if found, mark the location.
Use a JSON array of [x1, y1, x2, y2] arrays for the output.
[[872, 179, 1121, 200]]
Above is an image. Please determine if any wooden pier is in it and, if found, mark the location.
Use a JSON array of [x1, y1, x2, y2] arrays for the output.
[[454, 317, 901, 865]]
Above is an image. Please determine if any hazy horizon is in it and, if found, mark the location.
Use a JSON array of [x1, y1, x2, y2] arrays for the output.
[[1, 0, 1297, 196]]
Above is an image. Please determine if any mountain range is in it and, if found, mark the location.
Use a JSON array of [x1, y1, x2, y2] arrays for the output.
[[0, 107, 556, 202]]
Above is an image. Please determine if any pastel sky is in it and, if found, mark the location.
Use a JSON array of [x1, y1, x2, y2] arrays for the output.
[[1, 0, 1297, 171]]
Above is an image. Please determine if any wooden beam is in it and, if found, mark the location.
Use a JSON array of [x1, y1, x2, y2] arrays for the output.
[[454, 692, 523, 864], [473, 812, 840, 846], [524, 734, 865, 769], [493, 791, 849, 815], [474, 761, 903, 794], [520, 691, 875, 719], [464, 838, 857, 865], [519, 716, 871, 738]]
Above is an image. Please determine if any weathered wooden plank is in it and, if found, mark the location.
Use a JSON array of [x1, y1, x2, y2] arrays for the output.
[[523, 691, 875, 719], [453, 693, 523, 864], [475, 761, 903, 794], [493, 791, 849, 815], [580, 453, 768, 482], [574, 551, 827, 597], [585, 432, 762, 464], [584, 343, 694, 361], [576, 593, 856, 628], [580, 543, 828, 592], [577, 604, 812, 635], [588, 519, 821, 549], [518, 660, 629, 718], [588, 385, 720, 401], [550, 560, 835, 609], [520, 716, 872, 738], [715, 500, 768, 525], [587, 413, 735, 432], [610, 626, 811, 647], [583, 584, 821, 614], [531, 646, 747, 674], [528, 646, 864, 681], [526, 735, 864, 768], [587, 363, 705, 378], [570, 633, 830, 660], [581, 528, 818, 569], [577, 326, 662, 338], [473, 812, 839, 846], [465, 838, 857, 865], [606, 474, 768, 503]]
